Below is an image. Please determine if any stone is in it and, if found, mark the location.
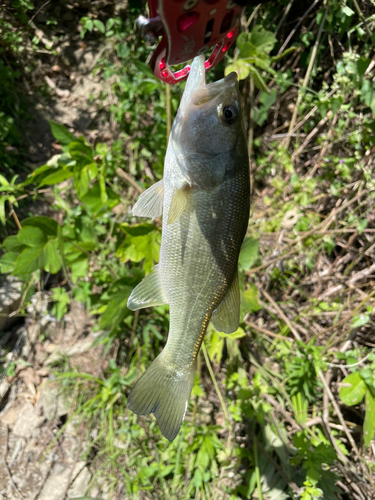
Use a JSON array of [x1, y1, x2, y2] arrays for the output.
[[12, 403, 45, 438], [38, 461, 87, 500], [39, 384, 70, 421]]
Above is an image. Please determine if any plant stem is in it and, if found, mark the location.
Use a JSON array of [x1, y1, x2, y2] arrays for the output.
[[253, 425, 263, 500], [201, 342, 230, 424], [285, 5, 327, 151]]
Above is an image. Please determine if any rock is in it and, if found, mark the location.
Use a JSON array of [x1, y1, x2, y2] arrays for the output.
[[0, 405, 19, 426], [12, 403, 45, 438], [0, 276, 22, 332], [67, 465, 92, 498], [40, 384, 70, 421], [38, 461, 87, 500], [0, 381, 10, 399]]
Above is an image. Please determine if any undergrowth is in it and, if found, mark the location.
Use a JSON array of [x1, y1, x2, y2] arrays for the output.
[[1, 0, 375, 499]]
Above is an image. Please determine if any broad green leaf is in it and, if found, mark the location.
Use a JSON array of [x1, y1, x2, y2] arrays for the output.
[[18, 226, 46, 247], [75, 163, 98, 198], [69, 141, 94, 164], [100, 290, 132, 329], [339, 371, 366, 406], [43, 240, 63, 274], [225, 60, 250, 80], [93, 19, 105, 33], [48, 120, 76, 146], [0, 251, 19, 274], [81, 183, 120, 213], [364, 389, 375, 447], [39, 168, 73, 186], [208, 330, 225, 364], [70, 257, 89, 283], [218, 327, 246, 340], [13, 246, 45, 274], [242, 282, 260, 313], [2, 235, 25, 252], [134, 60, 157, 79], [22, 216, 59, 237], [239, 237, 259, 271]]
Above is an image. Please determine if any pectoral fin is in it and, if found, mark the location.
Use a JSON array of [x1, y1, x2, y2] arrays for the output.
[[132, 179, 164, 220], [127, 265, 167, 311], [168, 185, 190, 225], [211, 272, 240, 334]]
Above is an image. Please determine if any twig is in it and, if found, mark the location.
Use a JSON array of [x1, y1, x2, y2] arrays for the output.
[[260, 289, 302, 342], [244, 318, 294, 342], [292, 111, 332, 159], [285, 5, 328, 151], [1, 425, 25, 499], [277, 0, 320, 55], [318, 370, 360, 458], [8, 202, 22, 230], [117, 167, 143, 194], [201, 343, 230, 425], [327, 352, 373, 369]]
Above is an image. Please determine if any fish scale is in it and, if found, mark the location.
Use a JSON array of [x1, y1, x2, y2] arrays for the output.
[[127, 55, 250, 441]]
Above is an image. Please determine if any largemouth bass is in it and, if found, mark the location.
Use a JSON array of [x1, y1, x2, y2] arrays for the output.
[[127, 55, 250, 441]]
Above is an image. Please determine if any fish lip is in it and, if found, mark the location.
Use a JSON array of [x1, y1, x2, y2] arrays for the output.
[[178, 55, 206, 116], [191, 72, 238, 106]]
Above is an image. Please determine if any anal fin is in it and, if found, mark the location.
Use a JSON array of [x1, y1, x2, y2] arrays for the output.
[[132, 179, 164, 220], [127, 265, 167, 311], [168, 184, 190, 225], [211, 272, 240, 334]]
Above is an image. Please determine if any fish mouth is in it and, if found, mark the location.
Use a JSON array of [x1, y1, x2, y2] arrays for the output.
[[179, 57, 238, 113], [191, 72, 238, 106]]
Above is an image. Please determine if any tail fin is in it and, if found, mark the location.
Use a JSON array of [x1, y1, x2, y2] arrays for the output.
[[128, 352, 196, 441]]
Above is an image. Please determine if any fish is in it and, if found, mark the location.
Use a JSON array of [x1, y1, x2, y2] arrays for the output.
[[127, 55, 250, 441]]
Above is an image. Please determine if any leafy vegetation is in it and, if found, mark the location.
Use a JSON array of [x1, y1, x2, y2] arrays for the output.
[[1, 0, 375, 498]]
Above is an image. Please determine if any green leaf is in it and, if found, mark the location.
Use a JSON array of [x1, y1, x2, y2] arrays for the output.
[[134, 60, 157, 79], [43, 240, 63, 274], [218, 327, 246, 340], [0, 251, 19, 274], [2, 235, 25, 252], [18, 226, 47, 247], [13, 246, 45, 274], [48, 120, 76, 146], [22, 216, 59, 237], [225, 60, 250, 80], [93, 19, 105, 33], [0, 174, 10, 186], [51, 287, 70, 320], [70, 257, 89, 283], [81, 183, 120, 214], [242, 282, 260, 313], [69, 141, 94, 164], [74, 163, 98, 198], [239, 237, 259, 271], [0, 196, 6, 223], [39, 168, 73, 187], [351, 313, 370, 328], [364, 389, 375, 447], [100, 291, 132, 329], [339, 371, 367, 406]]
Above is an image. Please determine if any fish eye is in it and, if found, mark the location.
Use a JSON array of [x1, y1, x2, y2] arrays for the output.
[[222, 105, 238, 125]]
